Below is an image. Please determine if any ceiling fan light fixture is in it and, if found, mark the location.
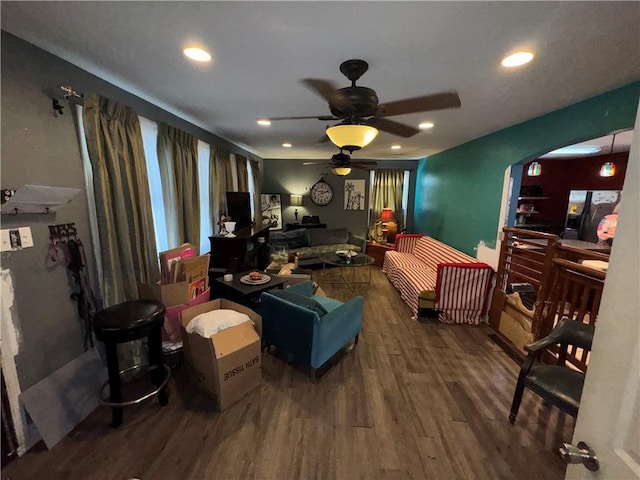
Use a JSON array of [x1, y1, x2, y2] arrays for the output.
[[419, 122, 434, 130], [325, 124, 378, 151], [332, 166, 352, 176]]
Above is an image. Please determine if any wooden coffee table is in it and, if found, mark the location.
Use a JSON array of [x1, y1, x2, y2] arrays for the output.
[[215, 271, 287, 306]]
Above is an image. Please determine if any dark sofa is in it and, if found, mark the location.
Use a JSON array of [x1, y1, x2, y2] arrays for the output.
[[269, 227, 366, 267]]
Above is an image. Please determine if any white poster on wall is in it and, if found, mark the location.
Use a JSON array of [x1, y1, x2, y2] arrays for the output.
[[260, 193, 283, 230], [0, 227, 34, 252], [344, 179, 365, 211]]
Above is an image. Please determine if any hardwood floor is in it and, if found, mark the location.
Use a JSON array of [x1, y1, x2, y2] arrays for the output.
[[2, 267, 574, 480]]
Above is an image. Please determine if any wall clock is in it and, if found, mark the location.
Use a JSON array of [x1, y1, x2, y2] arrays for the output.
[[310, 178, 334, 206]]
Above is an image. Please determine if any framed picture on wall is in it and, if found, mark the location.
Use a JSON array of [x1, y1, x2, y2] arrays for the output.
[[344, 179, 365, 211], [260, 193, 283, 230]]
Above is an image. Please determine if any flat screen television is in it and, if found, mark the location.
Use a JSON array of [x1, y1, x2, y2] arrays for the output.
[[225, 192, 252, 230]]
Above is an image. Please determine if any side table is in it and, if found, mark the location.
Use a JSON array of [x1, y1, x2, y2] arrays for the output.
[[366, 241, 396, 267]]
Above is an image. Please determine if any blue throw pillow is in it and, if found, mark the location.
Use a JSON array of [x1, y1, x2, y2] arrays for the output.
[[269, 289, 328, 316]]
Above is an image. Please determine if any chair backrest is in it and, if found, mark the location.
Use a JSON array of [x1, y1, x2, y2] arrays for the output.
[[537, 259, 604, 371], [548, 317, 595, 352]]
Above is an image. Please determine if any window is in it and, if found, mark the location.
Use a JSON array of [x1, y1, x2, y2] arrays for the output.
[[247, 159, 256, 222], [369, 169, 411, 229], [140, 119, 214, 254], [198, 140, 211, 254], [139, 117, 169, 254]]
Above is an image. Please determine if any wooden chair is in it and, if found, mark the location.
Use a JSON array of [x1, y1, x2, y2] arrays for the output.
[[509, 317, 595, 424]]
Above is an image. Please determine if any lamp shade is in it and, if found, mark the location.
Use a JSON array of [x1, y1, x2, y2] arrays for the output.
[[379, 208, 395, 221], [290, 194, 303, 206], [331, 167, 351, 176], [527, 162, 542, 176], [599, 162, 616, 177], [325, 124, 378, 150]]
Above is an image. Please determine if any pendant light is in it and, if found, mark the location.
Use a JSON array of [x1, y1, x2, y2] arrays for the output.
[[599, 134, 617, 177], [527, 161, 542, 176]]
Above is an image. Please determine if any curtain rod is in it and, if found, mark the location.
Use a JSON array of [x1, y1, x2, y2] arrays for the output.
[[58, 85, 83, 101]]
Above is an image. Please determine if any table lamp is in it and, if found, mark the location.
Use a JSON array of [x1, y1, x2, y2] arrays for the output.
[[290, 194, 303, 223], [379, 208, 397, 244]]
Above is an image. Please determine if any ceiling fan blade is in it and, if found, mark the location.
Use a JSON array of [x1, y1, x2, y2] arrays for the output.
[[303, 161, 327, 166], [301, 78, 351, 110], [267, 115, 338, 121], [366, 117, 420, 138], [377, 92, 462, 117]]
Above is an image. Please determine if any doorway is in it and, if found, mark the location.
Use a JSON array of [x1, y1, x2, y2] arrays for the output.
[[505, 130, 632, 239]]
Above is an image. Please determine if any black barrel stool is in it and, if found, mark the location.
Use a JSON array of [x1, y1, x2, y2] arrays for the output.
[[93, 299, 170, 427]]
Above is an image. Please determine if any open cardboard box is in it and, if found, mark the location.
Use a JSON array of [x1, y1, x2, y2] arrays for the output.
[[138, 280, 196, 307], [181, 299, 262, 411]]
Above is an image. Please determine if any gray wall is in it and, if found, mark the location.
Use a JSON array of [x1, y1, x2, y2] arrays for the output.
[[262, 158, 418, 238], [0, 31, 259, 391]]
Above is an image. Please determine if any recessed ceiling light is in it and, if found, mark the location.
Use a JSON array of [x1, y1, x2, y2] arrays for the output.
[[501, 51, 534, 68], [419, 122, 434, 130], [183, 47, 212, 62], [282, 143, 292, 148], [257, 119, 271, 126], [391, 145, 402, 150]]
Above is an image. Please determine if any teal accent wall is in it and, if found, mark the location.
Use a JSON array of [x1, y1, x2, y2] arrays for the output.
[[415, 82, 640, 256]]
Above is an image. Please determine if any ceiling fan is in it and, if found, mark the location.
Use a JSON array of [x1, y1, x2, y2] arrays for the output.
[[303, 148, 376, 175], [267, 59, 462, 142]]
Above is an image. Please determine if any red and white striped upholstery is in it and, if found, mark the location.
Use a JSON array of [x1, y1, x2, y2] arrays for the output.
[[383, 234, 494, 324]]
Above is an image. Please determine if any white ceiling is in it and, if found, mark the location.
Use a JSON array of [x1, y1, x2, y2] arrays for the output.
[[2, 1, 639, 161], [539, 130, 634, 159]]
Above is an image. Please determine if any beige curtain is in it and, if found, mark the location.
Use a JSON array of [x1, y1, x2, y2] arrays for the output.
[[250, 159, 262, 227], [82, 93, 159, 307], [157, 123, 200, 251], [236, 154, 249, 192], [210, 144, 232, 234], [371, 169, 405, 235]]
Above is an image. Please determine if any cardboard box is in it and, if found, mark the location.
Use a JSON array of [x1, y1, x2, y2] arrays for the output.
[[161, 288, 211, 343], [138, 276, 210, 307], [159, 243, 196, 285], [181, 299, 262, 411]]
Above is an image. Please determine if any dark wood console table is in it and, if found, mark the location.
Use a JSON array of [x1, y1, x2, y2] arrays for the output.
[[209, 225, 270, 273], [286, 223, 327, 231]]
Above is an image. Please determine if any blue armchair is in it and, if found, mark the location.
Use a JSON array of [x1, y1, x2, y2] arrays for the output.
[[259, 280, 363, 379]]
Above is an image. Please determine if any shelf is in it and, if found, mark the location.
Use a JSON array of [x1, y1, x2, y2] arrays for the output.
[[1, 185, 80, 215], [518, 196, 549, 200]]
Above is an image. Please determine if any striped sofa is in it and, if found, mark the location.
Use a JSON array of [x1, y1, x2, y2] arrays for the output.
[[382, 234, 494, 324]]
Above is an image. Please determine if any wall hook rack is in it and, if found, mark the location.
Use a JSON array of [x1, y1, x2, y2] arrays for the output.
[[48, 223, 78, 242]]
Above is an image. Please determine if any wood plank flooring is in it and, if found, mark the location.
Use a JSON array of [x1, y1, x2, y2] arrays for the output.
[[2, 267, 574, 480]]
